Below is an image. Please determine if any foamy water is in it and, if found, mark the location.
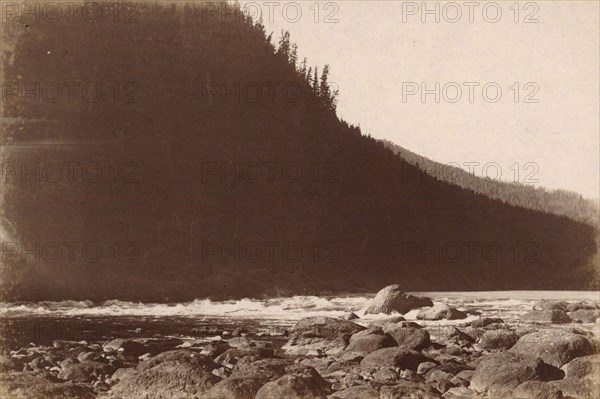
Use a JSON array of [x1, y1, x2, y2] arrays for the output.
[[1, 291, 598, 322]]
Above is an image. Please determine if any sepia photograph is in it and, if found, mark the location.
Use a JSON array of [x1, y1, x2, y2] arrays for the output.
[[0, 0, 599, 398]]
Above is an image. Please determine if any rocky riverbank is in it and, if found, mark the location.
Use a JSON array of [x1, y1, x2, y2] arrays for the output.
[[1, 287, 599, 398]]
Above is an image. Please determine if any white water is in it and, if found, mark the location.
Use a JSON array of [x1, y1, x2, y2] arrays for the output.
[[1, 291, 598, 322]]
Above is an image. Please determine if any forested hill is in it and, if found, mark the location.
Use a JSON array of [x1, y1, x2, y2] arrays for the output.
[[382, 141, 599, 228], [1, 1, 598, 301]]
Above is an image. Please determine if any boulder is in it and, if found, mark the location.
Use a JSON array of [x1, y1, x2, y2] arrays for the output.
[[488, 381, 563, 399], [569, 309, 600, 323], [379, 381, 442, 398], [470, 318, 504, 328], [102, 338, 148, 359], [340, 312, 359, 321], [213, 347, 275, 366], [470, 352, 564, 392], [478, 330, 519, 351], [0, 371, 94, 399], [364, 285, 433, 315], [329, 385, 379, 399], [384, 326, 431, 350], [520, 310, 572, 324], [203, 376, 268, 399], [102, 352, 219, 399], [561, 354, 600, 380], [417, 361, 437, 375], [417, 304, 467, 321], [566, 302, 598, 312], [361, 347, 430, 371], [282, 317, 365, 356], [345, 327, 397, 354], [550, 377, 600, 399], [509, 329, 594, 367], [255, 364, 331, 399], [442, 386, 481, 398], [533, 301, 569, 311], [58, 361, 115, 383]]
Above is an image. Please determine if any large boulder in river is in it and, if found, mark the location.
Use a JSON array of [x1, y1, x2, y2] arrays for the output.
[[417, 304, 467, 321], [521, 309, 572, 324], [360, 347, 430, 371], [255, 364, 331, 399], [509, 329, 594, 367], [469, 352, 563, 392], [282, 317, 364, 356], [102, 350, 219, 398], [364, 284, 433, 315]]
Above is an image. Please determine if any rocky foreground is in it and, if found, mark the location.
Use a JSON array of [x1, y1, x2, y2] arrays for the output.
[[1, 286, 599, 399]]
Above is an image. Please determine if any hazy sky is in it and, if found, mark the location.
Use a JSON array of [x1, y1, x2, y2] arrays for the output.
[[240, 0, 599, 198]]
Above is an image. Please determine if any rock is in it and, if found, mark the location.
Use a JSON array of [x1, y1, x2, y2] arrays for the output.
[[567, 302, 598, 312], [470, 318, 504, 328], [227, 337, 256, 349], [561, 354, 600, 380], [345, 328, 397, 354], [469, 352, 564, 392], [455, 370, 474, 382], [549, 377, 600, 399], [443, 345, 463, 356], [58, 361, 115, 383], [214, 347, 275, 366], [361, 347, 430, 371], [364, 284, 433, 315], [232, 358, 292, 380], [255, 364, 331, 399], [102, 339, 148, 359], [108, 367, 136, 383], [509, 329, 594, 367], [384, 326, 430, 351], [103, 352, 219, 399], [341, 312, 359, 321], [569, 309, 600, 323], [329, 385, 379, 399], [478, 330, 519, 351], [533, 301, 569, 312], [521, 309, 572, 324], [442, 386, 481, 398], [488, 381, 563, 399], [200, 341, 230, 358], [447, 327, 475, 344], [379, 381, 442, 398], [282, 317, 365, 356], [203, 376, 268, 399], [0, 371, 94, 399], [368, 316, 408, 328], [417, 361, 437, 375], [417, 304, 467, 321], [231, 327, 247, 337], [0, 355, 24, 372], [372, 367, 401, 382]]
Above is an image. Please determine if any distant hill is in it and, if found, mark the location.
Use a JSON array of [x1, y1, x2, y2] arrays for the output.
[[382, 141, 599, 228], [1, 1, 598, 301]]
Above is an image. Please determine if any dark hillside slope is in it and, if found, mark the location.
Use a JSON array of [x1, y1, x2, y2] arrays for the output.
[[1, 1, 597, 301], [383, 140, 599, 228]]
